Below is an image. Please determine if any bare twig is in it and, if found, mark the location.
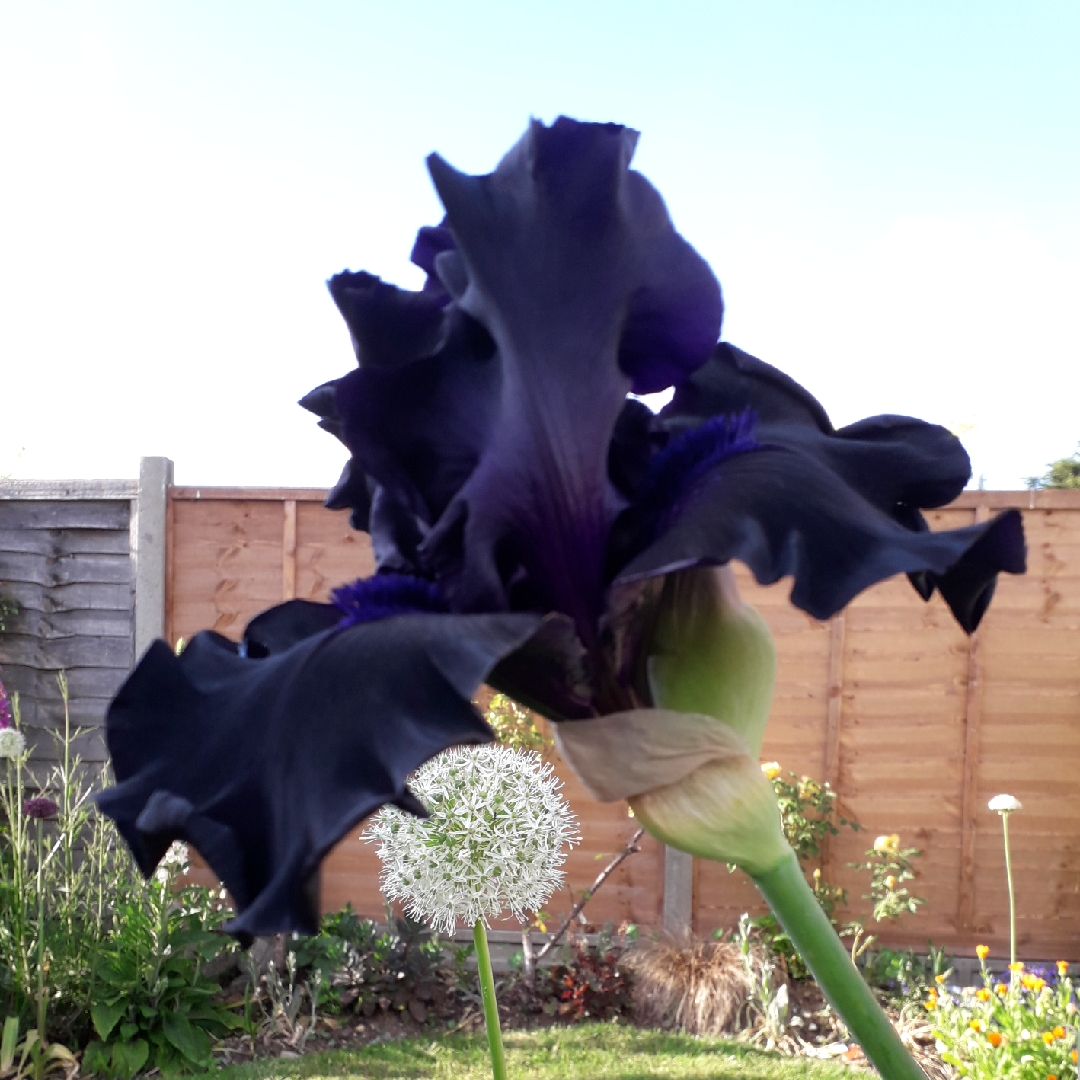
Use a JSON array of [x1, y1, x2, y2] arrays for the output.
[[534, 827, 645, 962]]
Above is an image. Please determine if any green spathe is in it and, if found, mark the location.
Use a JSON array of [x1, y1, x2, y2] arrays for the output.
[[553, 708, 789, 876], [646, 566, 775, 757]]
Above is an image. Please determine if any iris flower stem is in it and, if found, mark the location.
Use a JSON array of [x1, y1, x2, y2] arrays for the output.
[[472, 920, 508, 1080], [1001, 812, 1017, 968], [752, 852, 927, 1080]]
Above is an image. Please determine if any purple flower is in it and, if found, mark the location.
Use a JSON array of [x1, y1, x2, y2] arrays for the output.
[[23, 797, 59, 820], [0, 673, 12, 730], [99, 116, 1027, 939]]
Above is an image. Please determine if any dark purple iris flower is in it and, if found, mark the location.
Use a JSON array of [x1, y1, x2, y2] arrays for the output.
[[99, 117, 1025, 940]]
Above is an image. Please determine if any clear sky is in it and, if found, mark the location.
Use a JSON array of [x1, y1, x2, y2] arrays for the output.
[[2, 1, 1078, 489]]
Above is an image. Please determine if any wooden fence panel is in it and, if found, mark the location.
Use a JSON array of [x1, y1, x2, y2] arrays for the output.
[[166, 488, 1080, 959], [0, 487, 137, 768]]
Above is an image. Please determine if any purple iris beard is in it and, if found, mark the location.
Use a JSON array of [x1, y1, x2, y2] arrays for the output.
[[331, 574, 449, 627], [638, 408, 762, 539]]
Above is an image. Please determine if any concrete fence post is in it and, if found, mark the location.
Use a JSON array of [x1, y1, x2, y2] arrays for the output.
[[134, 456, 174, 661], [662, 846, 694, 937]]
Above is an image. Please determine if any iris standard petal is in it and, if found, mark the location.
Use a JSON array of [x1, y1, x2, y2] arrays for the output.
[[614, 441, 1025, 627], [417, 117, 720, 640], [97, 611, 540, 940]]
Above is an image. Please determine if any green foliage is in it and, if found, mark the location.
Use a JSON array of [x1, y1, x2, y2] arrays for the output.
[[290, 909, 463, 1022], [860, 943, 953, 998], [769, 770, 858, 866], [931, 959, 1077, 1078], [1026, 444, 1080, 489], [81, 858, 240, 1077], [484, 694, 550, 753], [849, 837, 926, 923], [0, 674, 242, 1076]]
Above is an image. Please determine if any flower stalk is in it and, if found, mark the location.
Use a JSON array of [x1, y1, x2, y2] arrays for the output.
[[752, 851, 927, 1080], [989, 795, 1022, 968], [473, 919, 507, 1080]]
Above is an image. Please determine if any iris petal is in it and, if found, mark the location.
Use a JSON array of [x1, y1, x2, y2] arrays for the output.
[[97, 611, 540, 940], [615, 442, 1025, 628], [417, 118, 721, 639]]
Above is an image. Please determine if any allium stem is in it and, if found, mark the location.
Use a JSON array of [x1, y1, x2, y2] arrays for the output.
[[473, 920, 507, 1080], [1001, 811, 1017, 968], [752, 851, 927, 1080]]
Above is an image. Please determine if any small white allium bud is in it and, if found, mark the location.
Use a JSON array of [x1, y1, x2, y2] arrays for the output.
[[0, 728, 26, 759], [364, 744, 579, 934], [989, 794, 1022, 814]]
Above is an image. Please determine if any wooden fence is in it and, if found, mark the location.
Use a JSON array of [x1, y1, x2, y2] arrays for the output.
[[161, 484, 1080, 960]]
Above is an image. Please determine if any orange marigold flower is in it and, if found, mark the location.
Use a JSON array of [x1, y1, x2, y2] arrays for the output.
[[1053, 1026, 1066, 1040], [1042, 1031, 1056, 1045], [969, 1020, 983, 1032], [1009, 961, 1024, 973], [1057, 960, 1069, 977], [995, 983, 1008, 996], [987, 1031, 1003, 1048], [935, 973, 946, 984], [1032, 978, 1047, 992], [1022, 973, 1038, 989], [1048, 1074, 1059, 1080], [976, 945, 990, 960], [976, 988, 991, 1002], [1071, 1049, 1078, 1064], [924, 1000, 936, 1011]]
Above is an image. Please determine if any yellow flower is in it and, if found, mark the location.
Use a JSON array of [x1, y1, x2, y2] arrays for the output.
[[799, 777, 820, 797], [873, 834, 901, 855], [987, 1031, 1003, 1048], [1009, 961, 1024, 973], [975, 988, 991, 1002], [935, 973, 946, 985], [885, 875, 898, 890], [1057, 960, 1069, 977], [976, 944, 990, 960], [1043, 1031, 1056, 1046], [995, 983, 1008, 996], [1071, 1049, 1078, 1064], [969, 1020, 983, 1032], [1053, 1026, 1066, 1040], [761, 761, 781, 781], [924, 1000, 936, 1011]]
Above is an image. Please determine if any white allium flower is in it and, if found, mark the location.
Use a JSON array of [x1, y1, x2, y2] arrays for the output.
[[0, 728, 26, 759], [365, 744, 579, 934], [989, 794, 1023, 813]]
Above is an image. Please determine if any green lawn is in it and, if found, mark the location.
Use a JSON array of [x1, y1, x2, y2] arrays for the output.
[[215, 1025, 855, 1080]]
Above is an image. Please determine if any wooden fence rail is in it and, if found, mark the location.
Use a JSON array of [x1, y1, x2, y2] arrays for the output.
[[161, 484, 1080, 960]]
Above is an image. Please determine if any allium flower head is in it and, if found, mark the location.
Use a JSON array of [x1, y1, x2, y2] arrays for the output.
[[23, 796, 59, 820], [0, 727, 26, 759], [989, 793, 1022, 813], [365, 744, 578, 934]]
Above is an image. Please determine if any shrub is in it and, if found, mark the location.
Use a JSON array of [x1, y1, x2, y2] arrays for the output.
[[546, 931, 633, 1022]]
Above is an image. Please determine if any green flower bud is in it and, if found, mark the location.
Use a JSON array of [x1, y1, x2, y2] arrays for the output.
[[646, 566, 776, 758], [554, 707, 790, 876]]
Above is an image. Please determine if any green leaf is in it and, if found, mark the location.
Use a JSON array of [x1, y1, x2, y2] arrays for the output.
[[91, 1001, 126, 1042], [161, 1012, 211, 1065], [111, 1038, 149, 1080], [1, 1016, 19, 1073], [118, 1022, 138, 1042], [82, 1040, 111, 1076]]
